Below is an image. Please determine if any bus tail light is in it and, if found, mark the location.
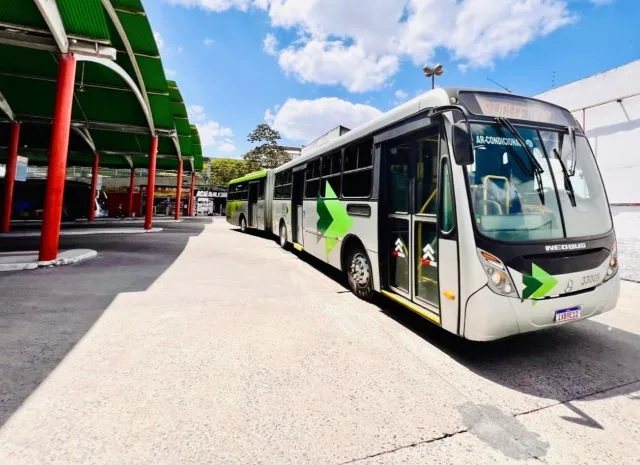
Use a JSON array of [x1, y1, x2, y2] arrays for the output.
[[477, 249, 518, 297], [604, 241, 618, 282]]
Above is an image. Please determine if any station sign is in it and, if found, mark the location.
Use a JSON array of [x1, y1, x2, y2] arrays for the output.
[[196, 190, 227, 198]]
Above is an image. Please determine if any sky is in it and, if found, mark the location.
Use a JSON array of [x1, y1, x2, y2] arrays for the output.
[[143, 0, 639, 159]]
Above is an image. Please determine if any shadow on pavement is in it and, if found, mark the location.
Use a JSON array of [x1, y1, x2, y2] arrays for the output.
[[231, 228, 640, 431], [375, 295, 640, 412], [0, 218, 212, 427]]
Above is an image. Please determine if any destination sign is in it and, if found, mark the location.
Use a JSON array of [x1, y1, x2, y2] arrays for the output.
[[459, 92, 577, 127]]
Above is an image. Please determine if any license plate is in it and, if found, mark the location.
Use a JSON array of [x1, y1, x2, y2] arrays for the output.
[[555, 306, 582, 323]]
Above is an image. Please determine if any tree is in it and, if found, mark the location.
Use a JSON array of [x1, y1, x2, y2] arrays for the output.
[[243, 123, 292, 169], [208, 158, 258, 187]]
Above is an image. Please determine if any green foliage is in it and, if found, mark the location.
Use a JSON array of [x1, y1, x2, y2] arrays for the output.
[[207, 158, 259, 187], [243, 123, 292, 169]]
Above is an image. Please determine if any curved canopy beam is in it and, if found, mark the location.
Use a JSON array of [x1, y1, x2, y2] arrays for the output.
[[71, 126, 96, 152], [100, 0, 153, 128], [33, 0, 69, 53], [171, 134, 182, 161], [76, 54, 155, 134], [0, 89, 15, 121]]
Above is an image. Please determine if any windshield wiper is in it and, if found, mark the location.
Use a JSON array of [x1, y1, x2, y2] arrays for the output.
[[553, 148, 577, 207], [567, 127, 577, 176], [495, 117, 545, 204]]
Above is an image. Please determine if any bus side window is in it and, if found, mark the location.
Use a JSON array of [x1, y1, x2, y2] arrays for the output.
[[342, 138, 373, 198]]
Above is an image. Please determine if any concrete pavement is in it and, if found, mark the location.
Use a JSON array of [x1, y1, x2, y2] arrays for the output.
[[0, 219, 638, 464]]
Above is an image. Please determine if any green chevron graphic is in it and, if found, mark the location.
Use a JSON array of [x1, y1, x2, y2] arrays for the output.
[[317, 182, 353, 254], [522, 263, 558, 300]]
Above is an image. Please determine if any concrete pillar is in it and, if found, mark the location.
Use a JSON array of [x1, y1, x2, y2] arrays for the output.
[[144, 135, 158, 230], [127, 168, 135, 217], [174, 162, 183, 221], [39, 54, 76, 262], [88, 152, 99, 222], [1, 121, 21, 233]]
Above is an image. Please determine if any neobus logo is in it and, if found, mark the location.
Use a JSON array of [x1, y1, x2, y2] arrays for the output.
[[545, 243, 587, 252]]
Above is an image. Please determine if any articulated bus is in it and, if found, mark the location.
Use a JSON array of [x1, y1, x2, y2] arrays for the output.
[[227, 88, 620, 341]]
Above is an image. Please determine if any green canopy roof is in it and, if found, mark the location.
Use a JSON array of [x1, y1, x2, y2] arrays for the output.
[[0, 0, 201, 171]]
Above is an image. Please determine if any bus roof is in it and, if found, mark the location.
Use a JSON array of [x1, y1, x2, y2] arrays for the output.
[[274, 88, 456, 173], [273, 87, 573, 173], [228, 170, 268, 185]]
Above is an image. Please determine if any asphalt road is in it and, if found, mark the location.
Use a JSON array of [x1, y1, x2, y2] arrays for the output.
[[0, 218, 638, 465]]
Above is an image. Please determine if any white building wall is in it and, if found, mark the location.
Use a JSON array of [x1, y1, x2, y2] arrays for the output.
[[536, 60, 640, 204]]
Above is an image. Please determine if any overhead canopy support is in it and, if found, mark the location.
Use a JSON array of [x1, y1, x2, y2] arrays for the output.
[[0, 29, 116, 60], [71, 126, 96, 152], [33, 0, 69, 53], [0, 88, 14, 121], [171, 134, 182, 161], [76, 54, 155, 134], [100, 0, 153, 131]]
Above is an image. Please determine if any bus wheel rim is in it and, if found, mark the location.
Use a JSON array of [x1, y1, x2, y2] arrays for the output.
[[350, 253, 370, 286]]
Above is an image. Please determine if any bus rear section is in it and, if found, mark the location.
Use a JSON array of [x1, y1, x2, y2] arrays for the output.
[[226, 170, 269, 232]]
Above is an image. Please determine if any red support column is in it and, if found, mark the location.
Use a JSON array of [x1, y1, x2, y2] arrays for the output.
[[188, 172, 196, 216], [1, 121, 21, 233], [88, 152, 99, 222], [144, 135, 158, 230], [174, 162, 183, 221], [127, 168, 135, 217], [39, 54, 77, 262]]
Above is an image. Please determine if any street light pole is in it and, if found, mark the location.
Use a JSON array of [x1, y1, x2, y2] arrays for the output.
[[423, 64, 444, 89]]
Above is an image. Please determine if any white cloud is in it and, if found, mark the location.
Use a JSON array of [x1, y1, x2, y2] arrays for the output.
[[167, 0, 578, 92], [166, 68, 178, 78], [446, 0, 576, 69], [394, 89, 409, 104], [265, 97, 382, 142], [153, 30, 164, 51], [204, 38, 216, 46], [165, 0, 252, 12], [188, 104, 207, 122], [589, 0, 613, 4], [263, 33, 278, 56], [217, 141, 237, 152], [279, 39, 399, 92], [188, 105, 237, 154]]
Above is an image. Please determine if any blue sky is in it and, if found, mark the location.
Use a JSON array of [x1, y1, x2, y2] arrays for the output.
[[144, 0, 639, 158]]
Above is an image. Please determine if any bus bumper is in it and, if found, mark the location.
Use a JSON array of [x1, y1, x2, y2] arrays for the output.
[[464, 275, 621, 342]]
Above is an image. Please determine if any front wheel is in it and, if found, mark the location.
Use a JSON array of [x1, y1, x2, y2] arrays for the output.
[[346, 247, 374, 301], [240, 216, 247, 232]]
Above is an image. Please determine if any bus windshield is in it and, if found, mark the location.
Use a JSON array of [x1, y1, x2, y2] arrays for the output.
[[466, 122, 612, 242]]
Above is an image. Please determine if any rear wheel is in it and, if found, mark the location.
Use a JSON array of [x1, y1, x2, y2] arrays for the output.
[[278, 222, 288, 248], [346, 247, 374, 301], [240, 215, 247, 232]]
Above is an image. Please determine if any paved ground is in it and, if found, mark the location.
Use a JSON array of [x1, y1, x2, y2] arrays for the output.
[[0, 218, 638, 465]]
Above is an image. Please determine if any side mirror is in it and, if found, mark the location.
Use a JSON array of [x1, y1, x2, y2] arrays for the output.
[[452, 122, 474, 166]]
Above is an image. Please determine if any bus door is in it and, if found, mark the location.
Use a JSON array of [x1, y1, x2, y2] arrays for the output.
[[248, 181, 260, 227], [291, 168, 305, 246], [380, 125, 443, 322]]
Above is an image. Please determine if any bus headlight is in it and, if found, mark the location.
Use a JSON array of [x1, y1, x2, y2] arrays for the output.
[[478, 249, 518, 297], [604, 241, 618, 282]]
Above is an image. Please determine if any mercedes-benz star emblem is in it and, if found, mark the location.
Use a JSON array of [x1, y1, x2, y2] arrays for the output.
[[565, 279, 574, 294]]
